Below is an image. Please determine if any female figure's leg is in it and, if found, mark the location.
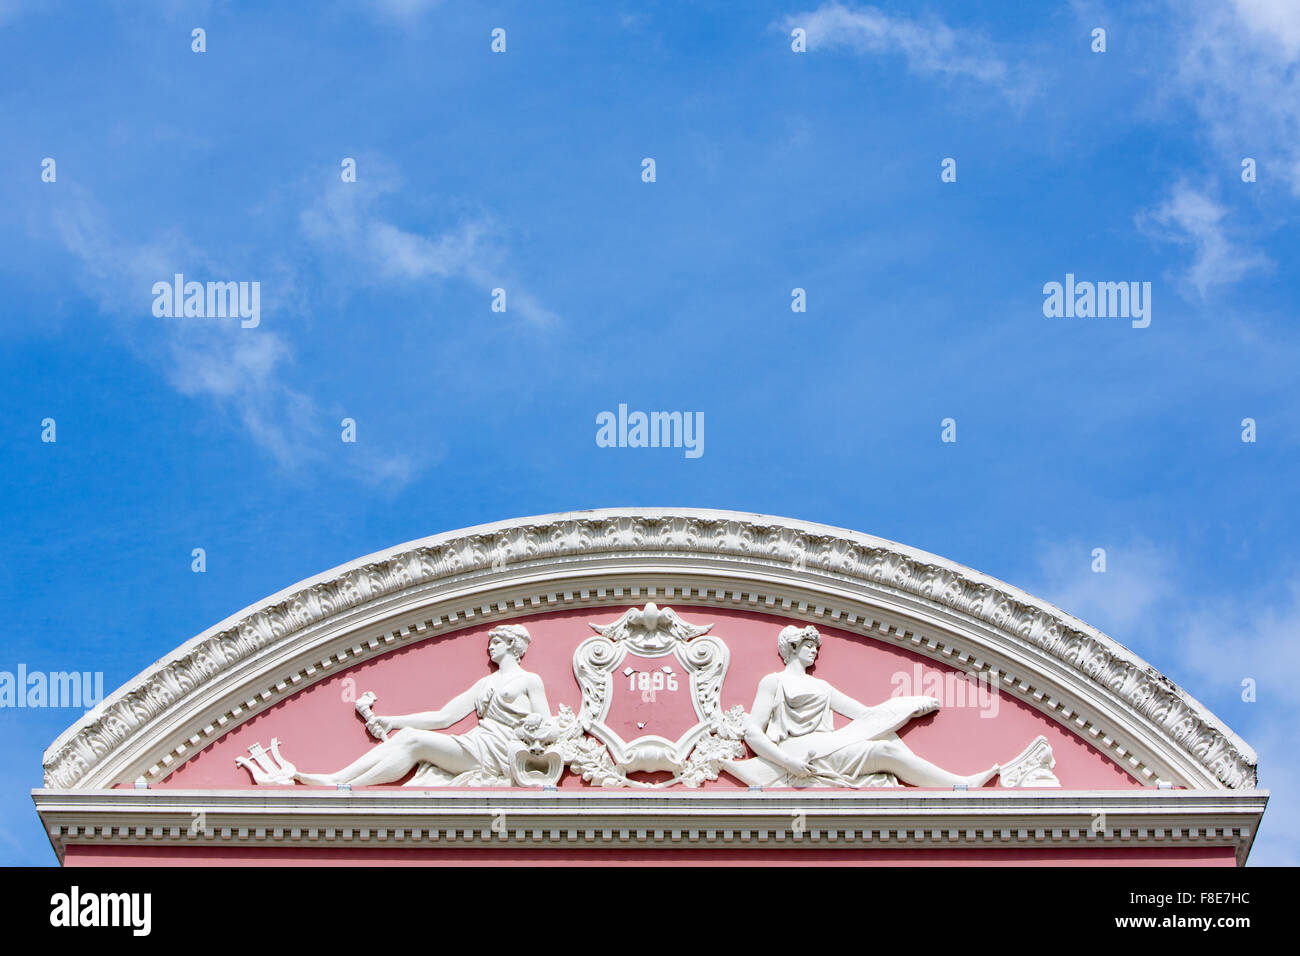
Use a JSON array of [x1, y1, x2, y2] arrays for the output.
[[868, 738, 998, 788], [295, 728, 478, 786]]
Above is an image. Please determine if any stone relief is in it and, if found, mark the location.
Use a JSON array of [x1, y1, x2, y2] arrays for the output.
[[239, 624, 565, 787], [238, 606, 1058, 790], [555, 603, 745, 788], [719, 624, 1057, 789], [48, 513, 1255, 792]]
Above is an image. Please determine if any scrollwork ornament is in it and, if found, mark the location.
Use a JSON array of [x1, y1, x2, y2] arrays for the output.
[[42, 510, 1257, 791]]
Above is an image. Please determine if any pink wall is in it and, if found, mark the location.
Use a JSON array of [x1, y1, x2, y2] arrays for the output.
[[157, 604, 1142, 790], [64, 845, 1236, 866]]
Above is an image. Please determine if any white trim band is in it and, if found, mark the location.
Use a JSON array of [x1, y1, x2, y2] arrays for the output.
[[42, 509, 1257, 792]]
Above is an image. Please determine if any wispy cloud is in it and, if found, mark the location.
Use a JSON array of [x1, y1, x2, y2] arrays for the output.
[[365, 0, 444, 23], [0, 0, 27, 26], [1031, 538, 1174, 636], [45, 184, 320, 470], [300, 167, 560, 328], [1155, 578, 1300, 866], [1136, 182, 1272, 298], [1232, 0, 1300, 55], [778, 2, 1033, 101], [33, 156, 556, 481], [40, 184, 421, 482], [1171, 0, 1300, 196], [1029, 539, 1300, 864]]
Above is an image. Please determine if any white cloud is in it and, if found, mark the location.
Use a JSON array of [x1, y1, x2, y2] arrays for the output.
[[1172, 0, 1300, 196], [300, 171, 559, 328], [1178, 578, 1300, 713], [779, 3, 1032, 100], [1029, 539, 1300, 864], [46, 185, 315, 467], [41, 185, 422, 480], [1031, 539, 1174, 637], [365, 0, 443, 23], [1232, 0, 1300, 57], [0, 0, 26, 25], [1164, 579, 1300, 866], [39, 160, 554, 479], [1136, 182, 1272, 298], [165, 327, 313, 470]]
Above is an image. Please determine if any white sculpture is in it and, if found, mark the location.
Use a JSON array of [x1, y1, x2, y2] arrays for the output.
[[235, 612, 1058, 791], [557, 603, 745, 788], [721, 624, 1058, 788], [235, 737, 298, 785], [238, 624, 562, 787]]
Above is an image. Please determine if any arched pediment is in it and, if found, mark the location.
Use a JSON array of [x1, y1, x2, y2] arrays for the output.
[[42, 509, 1256, 792]]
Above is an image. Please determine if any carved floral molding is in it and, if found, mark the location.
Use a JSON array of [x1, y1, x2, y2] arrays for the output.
[[42, 510, 1257, 791]]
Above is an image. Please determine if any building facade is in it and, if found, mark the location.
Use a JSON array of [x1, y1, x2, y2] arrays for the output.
[[35, 509, 1265, 865]]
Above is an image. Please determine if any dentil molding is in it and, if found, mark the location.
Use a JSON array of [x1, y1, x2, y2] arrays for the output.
[[41, 509, 1257, 792], [33, 789, 1267, 866]]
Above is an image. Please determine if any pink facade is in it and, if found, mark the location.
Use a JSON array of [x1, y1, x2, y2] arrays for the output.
[[35, 509, 1264, 867], [39, 512, 1263, 866], [63, 845, 1237, 866], [157, 605, 1142, 792]]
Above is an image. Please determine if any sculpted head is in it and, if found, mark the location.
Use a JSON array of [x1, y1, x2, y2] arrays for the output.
[[777, 624, 821, 665], [488, 624, 531, 663]]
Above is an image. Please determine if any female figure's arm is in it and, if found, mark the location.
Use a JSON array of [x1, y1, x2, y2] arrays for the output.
[[826, 685, 873, 721], [379, 678, 486, 733], [828, 685, 941, 725]]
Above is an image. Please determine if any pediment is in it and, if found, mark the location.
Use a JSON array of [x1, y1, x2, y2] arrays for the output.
[[42, 509, 1256, 793], [157, 602, 1130, 792]]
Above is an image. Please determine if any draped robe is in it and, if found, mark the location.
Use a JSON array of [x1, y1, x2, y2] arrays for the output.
[[405, 683, 534, 787], [732, 674, 939, 788]]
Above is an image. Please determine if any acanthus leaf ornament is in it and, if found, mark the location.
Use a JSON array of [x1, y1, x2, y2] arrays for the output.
[[45, 510, 1257, 792]]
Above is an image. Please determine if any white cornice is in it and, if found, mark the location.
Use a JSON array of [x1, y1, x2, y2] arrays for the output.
[[33, 788, 1268, 866], [41, 509, 1258, 792]]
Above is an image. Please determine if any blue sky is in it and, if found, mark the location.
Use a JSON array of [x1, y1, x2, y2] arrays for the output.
[[1, 0, 1297, 864]]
